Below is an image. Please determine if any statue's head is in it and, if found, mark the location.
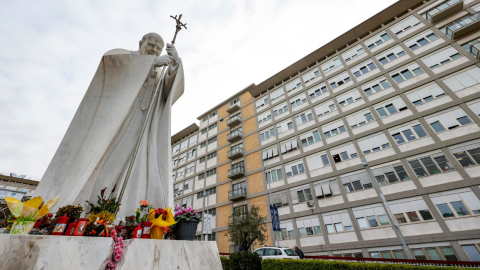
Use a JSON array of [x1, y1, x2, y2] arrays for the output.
[[139, 33, 164, 56]]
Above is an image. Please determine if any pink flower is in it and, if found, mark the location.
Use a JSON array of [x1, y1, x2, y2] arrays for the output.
[[194, 210, 198, 214], [186, 207, 192, 212], [176, 205, 180, 211], [115, 254, 122, 261]]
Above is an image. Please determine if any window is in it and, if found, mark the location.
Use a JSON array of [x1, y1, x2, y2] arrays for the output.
[[202, 187, 217, 196], [290, 185, 313, 204], [347, 109, 375, 129], [207, 137, 217, 145], [181, 196, 193, 208], [208, 123, 217, 131], [405, 30, 439, 51], [300, 129, 322, 147], [209, 110, 218, 118], [266, 166, 284, 183], [412, 246, 458, 261], [302, 68, 321, 84], [308, 83, 329, 100], [280, 138, 299, 154], [372, 162, 411, 186], [200, 142, 207, 150], [450, 141, 480, 168], [376, 46, 407, 65], [442, 67, 480, 93], [262, 146, 279, 160], [206, 168, 216, 177], [358, 133, 391, 155], [323, 212, 354, 233], [430, 188, 480, 219], [278, 220, 295, 240], [365, 32, 392, 50], [174, 182, 183, 194], [469, 100, 480, 118], [390, 122, 428, 145], [272, 102, 289, 117], [202, 116, 209, 123], [206, 152, 217, 160], [321, 57, 342, 74], [172, 144, 180, 154], [407, 151, 455, 177], [285, 78, 302, 93], [187, 149, 197, 158], [270, 87, 285, 102], [422, 47, 463, 70], [256, 96, 269, 109], [176, 167, 185, 177], [331, 143, 358, 163], [296, 216, 322, 237], [184, 178, 193, 190], [351, 60, 377, 78], [390, 15, 422, 36], [313, 178, 341, 198], [276, 120, 294, 134], [387, 197, 434, 224], [390, 63, 425, 84], [424, 0, 462, 20], [172, 157, 179, 166], [425, 107, 473, 133], [306, 152, 331, 171], [289, 93, 308, 109], [362, 77, 392, 96], [370, 249, 407, 259], [322, 120, 347, 138], [341, 45, 366, 62], [229, 97, 240, 107], [353, 204, 390, 229], [462, 38, 480, 58], [314, 100, 337, 118], [328, 72, 351, 89], [231, 161, 244, 171], [441, 12, 480, 37], [180, 140, 188, 149], [271, 192, 289, 208], [206, 232, 216, 241], [375, 97, 408, 118], [406, 83, 447, 106], [294, 110, 314, 126], [199, 157, 206, 164], [257, 111, 272, 124], [201, 128, 207, 135], [285, 159, 306, 178], [198, 173, 205, 180], [178, 152, 187, 163], [185, 162, 195, 173], [260, 127, 275, 141], [337, 89, 363, 108], [341, 170, 373, 193], [462, 244, 480, 261]]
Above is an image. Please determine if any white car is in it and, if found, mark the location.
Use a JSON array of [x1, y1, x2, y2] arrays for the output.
[[254, 247, 299, 259]]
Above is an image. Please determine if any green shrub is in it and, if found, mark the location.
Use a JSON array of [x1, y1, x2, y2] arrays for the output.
[[261, 259, 475, 270], [220, 256, 230, 270], [229, 251, 262, 270]]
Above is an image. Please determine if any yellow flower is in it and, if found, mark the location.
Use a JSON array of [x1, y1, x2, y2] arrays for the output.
[[148, 207, 176, 228]]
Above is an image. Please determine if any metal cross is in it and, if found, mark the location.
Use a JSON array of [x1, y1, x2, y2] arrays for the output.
[[170, 14, 187, 44]]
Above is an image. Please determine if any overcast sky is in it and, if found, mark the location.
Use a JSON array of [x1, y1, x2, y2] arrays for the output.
[[0, 0, 398, 180]]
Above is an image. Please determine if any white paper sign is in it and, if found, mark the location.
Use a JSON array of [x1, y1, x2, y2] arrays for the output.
[[0, 189, 25, 200], [202, 214, 212, 234]]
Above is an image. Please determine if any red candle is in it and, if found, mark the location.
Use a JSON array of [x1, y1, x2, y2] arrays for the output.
[[52, 215, 70, 235], [142, 221, 152, 239], [65, 220, 77, 236], [133, 225, 143, 238], [73, 218, 88, 236]]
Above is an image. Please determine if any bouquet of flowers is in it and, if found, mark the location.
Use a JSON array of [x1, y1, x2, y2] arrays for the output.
[[56, 204, 84, 222], [133, 200, 152, 223], [174, 206, 199, 222], [5, 196, 59, 234], [148, 207, 176, 239], [86, 186, 120, 225]]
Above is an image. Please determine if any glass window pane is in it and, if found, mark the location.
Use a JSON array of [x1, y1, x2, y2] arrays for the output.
[[440, 247, 458, 261], [412, 125, 427, 138], [381, 251, 393, 259], [395, 213, 408, 224], [426, 248, 442, 260], [370, 252, 381, 258], [357, 217, 368, 229], [462, 245, 480, 261], [394, 250, 406, 259], [406, 211, 420, 222], [420, 157, 441, 175], [378, 214, 390, 226], [367, 216, 379, 227], [334, 223, 344, 232], [430, 121, 446, 133], [437, 203, 455, 218], [451, 201, 470, 216], [326, 224, 335, 233], [419, 210, 434, 221], [402, 129, 416, 141], [413, 249, 427, 260]]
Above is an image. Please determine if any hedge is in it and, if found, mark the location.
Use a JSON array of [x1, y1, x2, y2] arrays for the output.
[[260, 259, 477, 270], [220, 256, 230, 270]]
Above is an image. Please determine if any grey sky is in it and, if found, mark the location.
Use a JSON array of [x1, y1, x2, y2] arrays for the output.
[[0, 0, 397, 180]]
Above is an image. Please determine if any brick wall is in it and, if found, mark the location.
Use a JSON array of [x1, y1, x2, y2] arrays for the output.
[[218, 103, 229, 120], [244, 133, 259, 152], [241, 91, 253, 105], [217, 230, 231, 253], [218, 117, 228, 132], [217, 183, 230, 204], [242, 103, 255, 120], [243, 117, 257, 135], [246, 151, 262, 172], [218, 146, 229, 164], [217, 204, 231, 228], [247, 171, 265, 194], [218, 131, 228, 147], [253, 223, 273, 250], [249, 195, 268, 218], [217, 163, 230, 182]]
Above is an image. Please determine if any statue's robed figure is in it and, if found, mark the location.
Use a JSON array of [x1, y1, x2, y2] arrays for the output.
[[35, 33, 184, 216]]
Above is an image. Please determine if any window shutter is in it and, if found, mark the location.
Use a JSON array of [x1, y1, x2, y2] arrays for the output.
[[314, 183, 323, 197], [445, 193, 462, 203], [322, 182, 332, 195], [290, 190, 299, 204], [373, 206, 386, 216], [262, 151, 268, 160], [460, 191, 480, 212], [296, 220, 304, 229], [272, 147, 279, 157], [286, 142, 292, 151], [388, 203, 403, 214], [291, 139, 298, 149], [353, 210, 364, 218], [281, 144, 287, 153], [330, 180, 341, 195], [331, 214, 341, 223], [364, 208, 374, 217], [340, 213, 352, 226], [311, 217, 320, 227], [413, 199, 429, 211], [400, 202, 415, 212]]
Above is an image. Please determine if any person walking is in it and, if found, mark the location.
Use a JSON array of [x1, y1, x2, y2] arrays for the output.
[[294, 245, 304, 259]]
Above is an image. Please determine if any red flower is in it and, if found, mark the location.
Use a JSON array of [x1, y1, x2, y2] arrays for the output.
[[129, 216, 135, 221]]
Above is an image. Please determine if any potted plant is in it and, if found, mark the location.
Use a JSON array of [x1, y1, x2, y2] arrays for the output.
[[174, 206, 200, 240]]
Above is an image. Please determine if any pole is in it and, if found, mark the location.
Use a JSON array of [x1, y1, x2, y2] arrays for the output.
[[264, 161, 280, 248], [361, 159, 413, 259], [205, 190, 210, 241]]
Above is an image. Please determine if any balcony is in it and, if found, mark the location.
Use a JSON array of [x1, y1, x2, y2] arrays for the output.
[[226, 103, 241, 114], [229, 214, 247, 224], [445, 12, 480, 39], [228, 147, 244, 159], [228, 166, 245, 179], [467, 42, 480, 59], [227, 115, 242, 127], [227, 129, 243, 143], [228, 188, 247, 201], [425, 0, 463, 23]]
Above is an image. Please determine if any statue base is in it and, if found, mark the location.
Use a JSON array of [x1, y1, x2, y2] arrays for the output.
[[0, 234, 222, 270]]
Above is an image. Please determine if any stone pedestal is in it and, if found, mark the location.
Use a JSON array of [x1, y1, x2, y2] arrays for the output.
[[0, 235, 222, 270]]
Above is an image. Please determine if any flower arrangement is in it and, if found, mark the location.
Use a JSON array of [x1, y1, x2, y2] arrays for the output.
[[134, 200, 152, 223], [5, 196, 59, 234], [34, 213, 54, 230], [56, 204, 84, 222], [105, 229, 125, 270], [174, 206, 199, 222], [86, 185, 121, 215], [148, 207, 176, 239]]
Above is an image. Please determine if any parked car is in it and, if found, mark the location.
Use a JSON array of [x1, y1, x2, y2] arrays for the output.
[[254, 247, 300, 259]]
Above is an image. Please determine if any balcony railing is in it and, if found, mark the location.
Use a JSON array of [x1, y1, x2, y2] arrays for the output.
[[425, 0, 463, 23], [445, 12, 480, 39], [227, 147, 244, 159], [227, 129, 243, 142], [228, 166, 245, 179], [229, 214, 247, 224], [227, 115, 242, 127], [228, 188, 247, 200], [226, 103, 241, 114]]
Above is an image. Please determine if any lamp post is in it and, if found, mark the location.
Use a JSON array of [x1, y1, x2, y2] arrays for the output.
[[361, 158, 413, 259], [264, 161, 280, 248]]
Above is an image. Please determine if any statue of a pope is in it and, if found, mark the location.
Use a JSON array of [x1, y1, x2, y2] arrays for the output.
[[35, 33, 184, 217]]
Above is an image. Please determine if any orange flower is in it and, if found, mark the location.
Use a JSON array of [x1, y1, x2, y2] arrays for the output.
[[140, 200, 149, 207]]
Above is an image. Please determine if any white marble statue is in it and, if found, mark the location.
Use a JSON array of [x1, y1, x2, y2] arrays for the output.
[[35, 33, 184, 217]]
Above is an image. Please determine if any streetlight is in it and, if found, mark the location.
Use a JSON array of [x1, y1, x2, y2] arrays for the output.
[[361, 158, 413, 259]]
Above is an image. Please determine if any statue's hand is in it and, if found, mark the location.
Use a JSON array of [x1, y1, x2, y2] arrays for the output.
[[154, 55, 173, 67], [166, 43, 180, 65]]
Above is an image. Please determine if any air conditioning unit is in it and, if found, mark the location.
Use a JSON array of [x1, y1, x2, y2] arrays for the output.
[[307, 200, 314, 207]]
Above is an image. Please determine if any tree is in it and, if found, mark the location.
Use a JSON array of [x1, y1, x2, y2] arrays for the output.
[[226, 205, 268, 252]]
